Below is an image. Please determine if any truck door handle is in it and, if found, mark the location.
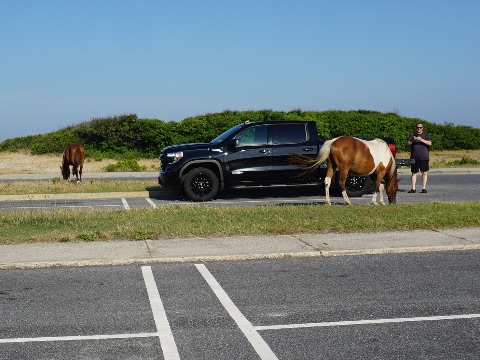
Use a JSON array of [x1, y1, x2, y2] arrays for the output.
[[259, 149, 270, 154], [303, 147, 315, 152]]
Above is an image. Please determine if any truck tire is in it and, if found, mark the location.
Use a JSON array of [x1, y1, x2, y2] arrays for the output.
[[342, 174, 371, 197], [182, 167, 219, 202]]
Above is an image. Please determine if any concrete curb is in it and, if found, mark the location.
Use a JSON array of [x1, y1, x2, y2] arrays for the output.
[[1, 228, 479, 269]]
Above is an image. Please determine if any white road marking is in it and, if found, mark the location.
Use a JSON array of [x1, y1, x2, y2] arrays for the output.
[[0, 332, 158, 344], [195, 263, 278, 360], [141, 266, 180, 360], [146, 198, 157, 208], [254, 313, 480, 331], [121, 198, 130, 210]]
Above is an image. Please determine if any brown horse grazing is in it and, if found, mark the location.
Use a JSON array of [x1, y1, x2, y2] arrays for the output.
[[291, 136, 398, 205], [60, 144, 85, 182]]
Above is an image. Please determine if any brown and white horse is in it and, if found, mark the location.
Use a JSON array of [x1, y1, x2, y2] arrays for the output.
[[291, 136, 398, 205], [60, 144, 85, 182]]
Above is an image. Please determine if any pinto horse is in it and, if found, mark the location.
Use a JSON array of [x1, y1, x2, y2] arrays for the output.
[[291, 136, 398, 205], [60, 144, 85, 182]]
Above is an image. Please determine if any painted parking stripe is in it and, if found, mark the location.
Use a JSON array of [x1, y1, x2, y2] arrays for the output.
[[121, 198, 130, 210], [195, 263, 278, 360], [146, 198, 157, 208], [254, 313, 480, 331], [0, 332, 158, 344], [142, 266, 180, 360]]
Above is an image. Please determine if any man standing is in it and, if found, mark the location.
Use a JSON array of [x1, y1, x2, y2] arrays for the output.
[[407, 123, 432, 193]]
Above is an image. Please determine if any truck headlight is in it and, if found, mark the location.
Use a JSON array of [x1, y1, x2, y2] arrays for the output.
[[166, 151, 183, 163]]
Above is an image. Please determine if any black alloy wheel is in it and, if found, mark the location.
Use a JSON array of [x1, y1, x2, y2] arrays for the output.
[[344, 174, 371, 197], [183, 167, 220, 201]]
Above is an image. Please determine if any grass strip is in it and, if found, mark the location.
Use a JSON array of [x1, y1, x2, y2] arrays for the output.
[[0, 202, 479, 245]]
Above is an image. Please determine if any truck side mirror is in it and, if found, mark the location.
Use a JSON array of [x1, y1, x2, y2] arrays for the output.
[[229, 139, 240, 148]]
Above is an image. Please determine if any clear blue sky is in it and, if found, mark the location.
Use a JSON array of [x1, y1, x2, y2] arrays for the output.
[[1, 0, 479, 142]]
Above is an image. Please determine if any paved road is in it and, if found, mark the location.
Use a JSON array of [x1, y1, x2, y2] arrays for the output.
[[1, 252, 479, 359], [1, 171, 479, 211]]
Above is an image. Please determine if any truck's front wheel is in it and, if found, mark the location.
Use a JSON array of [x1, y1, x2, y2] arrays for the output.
[[183, 167, 219, 201]]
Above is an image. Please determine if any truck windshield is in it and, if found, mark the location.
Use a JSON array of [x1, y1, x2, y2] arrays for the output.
[[210, 123, 245, 144]]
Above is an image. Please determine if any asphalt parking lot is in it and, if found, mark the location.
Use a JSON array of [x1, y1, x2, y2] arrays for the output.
[[1, 252, 479, 359]]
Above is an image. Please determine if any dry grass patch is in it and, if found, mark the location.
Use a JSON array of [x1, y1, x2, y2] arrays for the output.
[[397, 149, 480, 167], [0, 151, 159, 174]]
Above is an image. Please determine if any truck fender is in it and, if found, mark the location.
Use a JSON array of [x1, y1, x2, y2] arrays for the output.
[[179, 160, 225, 190]]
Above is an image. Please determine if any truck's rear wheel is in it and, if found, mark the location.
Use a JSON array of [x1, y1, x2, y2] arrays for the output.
[[343, 174, 371, 197], [183, 167, 219, 201]]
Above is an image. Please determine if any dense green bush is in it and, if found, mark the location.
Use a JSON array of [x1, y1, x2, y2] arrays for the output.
[[104, 160, 147, 172], [1, 110, 478, 158]]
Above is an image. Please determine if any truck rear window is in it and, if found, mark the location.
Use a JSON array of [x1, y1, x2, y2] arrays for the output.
[[274, 123, 308, 144]]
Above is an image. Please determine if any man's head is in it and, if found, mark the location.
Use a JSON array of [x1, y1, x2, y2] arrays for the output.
[[416, 123, 424, 134]]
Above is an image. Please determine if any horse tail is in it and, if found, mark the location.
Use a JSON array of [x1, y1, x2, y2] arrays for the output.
[[289, 138, 336, 177], [316, 138, 335, 166]]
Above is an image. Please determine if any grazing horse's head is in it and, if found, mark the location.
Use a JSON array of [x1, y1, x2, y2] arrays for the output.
[[60, 161, 70, 180], [385, 166, 398, 204]]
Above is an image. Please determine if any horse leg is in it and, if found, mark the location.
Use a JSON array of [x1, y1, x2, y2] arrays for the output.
[[338, 168, 352, 205], [324, 161, 334, 205], [341, 191, 352, 205], [324, 177, 332, 205], [378, 183, 385, 205], [79, 164, 83, 182], [73, 165, 79, 182], [372, 169, 387, 205], [371, 183, 385, 205]]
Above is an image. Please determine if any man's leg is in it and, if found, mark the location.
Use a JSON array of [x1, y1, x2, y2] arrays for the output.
[[411, 172, 417, 190], [422, 171, 428, 190]]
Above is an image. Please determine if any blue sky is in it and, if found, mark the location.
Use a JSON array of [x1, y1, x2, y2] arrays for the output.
[[1, 0, 479, 142]]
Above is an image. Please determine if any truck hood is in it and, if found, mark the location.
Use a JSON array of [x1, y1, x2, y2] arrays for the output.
[[162, 142, 213, 152]]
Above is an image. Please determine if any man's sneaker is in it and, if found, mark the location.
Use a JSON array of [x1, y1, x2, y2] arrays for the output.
[[421, 189, 427, 193], [408, 189, 416, 193]]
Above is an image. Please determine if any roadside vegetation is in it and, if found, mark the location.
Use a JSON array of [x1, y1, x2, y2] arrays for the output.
[[0, 202, 479, 245], [1, 111, 479, 162]]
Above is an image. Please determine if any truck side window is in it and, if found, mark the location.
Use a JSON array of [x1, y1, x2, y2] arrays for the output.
[[274, 124, 308, 144], [236, 125, 268, 146]]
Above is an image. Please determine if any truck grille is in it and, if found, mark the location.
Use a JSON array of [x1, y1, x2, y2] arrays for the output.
[[159, 150, 168, 172]]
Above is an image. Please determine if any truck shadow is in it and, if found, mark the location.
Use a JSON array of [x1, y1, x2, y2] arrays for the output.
[[219, 184, 326, 200]]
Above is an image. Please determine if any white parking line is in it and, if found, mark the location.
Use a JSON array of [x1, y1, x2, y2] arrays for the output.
[[146, 198, 157, 208], [0, 332, 158, 344], [195, 264, 278, 360], [254, 313, 480, 331], [121, 198, 130, 210], [141, 266, 180, 360]]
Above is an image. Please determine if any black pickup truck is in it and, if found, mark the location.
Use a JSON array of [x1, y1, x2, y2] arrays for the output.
[[159, 120, 402, 201]]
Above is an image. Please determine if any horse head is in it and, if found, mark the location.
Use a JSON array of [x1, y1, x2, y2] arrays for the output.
[[385, 167, 398, 204], [60, 163, 70, 180]]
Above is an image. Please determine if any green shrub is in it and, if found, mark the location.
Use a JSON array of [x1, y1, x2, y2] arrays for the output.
[[1, 110, 479, 156], [104, 160, 147, 172]]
